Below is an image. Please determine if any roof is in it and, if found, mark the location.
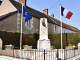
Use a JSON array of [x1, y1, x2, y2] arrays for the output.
[[0, 11, 18, 21], [51, 17, 80, 32], [9, 0, 56, 24], [0, 0, 80, 32], [0, 1, 2, 5]]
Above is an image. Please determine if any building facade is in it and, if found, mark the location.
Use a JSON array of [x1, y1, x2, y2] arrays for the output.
[[0, 0, 80, 33]]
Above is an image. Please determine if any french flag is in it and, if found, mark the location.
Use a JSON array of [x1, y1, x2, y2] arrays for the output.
[[61, 6, 73, 19]]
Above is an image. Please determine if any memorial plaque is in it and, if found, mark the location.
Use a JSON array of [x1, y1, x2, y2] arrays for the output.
[[39, 40, 50, 51]]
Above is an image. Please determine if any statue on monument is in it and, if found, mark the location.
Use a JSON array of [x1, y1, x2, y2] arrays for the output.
[[42, 18, 46, 27]]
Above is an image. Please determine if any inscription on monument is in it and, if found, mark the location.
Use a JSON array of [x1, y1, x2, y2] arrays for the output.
[[41, 28, 47, 35], [39, 40, 50, 51]]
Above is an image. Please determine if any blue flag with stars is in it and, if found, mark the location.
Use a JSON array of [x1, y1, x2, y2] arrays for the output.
[[23, 6, 32, 22]]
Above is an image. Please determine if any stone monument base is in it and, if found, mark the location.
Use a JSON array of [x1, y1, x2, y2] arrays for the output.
[[37, 39, 51, 51]]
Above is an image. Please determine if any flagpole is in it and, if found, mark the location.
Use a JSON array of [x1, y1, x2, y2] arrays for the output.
[[20, 3, 23, 60], [60, 4, 63, 60], [60, 4, 62, 49]]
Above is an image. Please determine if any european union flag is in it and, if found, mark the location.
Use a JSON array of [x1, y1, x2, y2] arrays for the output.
[[23, 6, 32, 22]]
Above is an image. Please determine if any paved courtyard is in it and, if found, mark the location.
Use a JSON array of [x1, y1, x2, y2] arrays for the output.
[[76, 58, 80, 60], [0, 55, 80, 60], [0, 55, 20, 60]]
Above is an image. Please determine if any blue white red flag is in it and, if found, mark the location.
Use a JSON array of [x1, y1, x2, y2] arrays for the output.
[[61, 6, 73, 19]]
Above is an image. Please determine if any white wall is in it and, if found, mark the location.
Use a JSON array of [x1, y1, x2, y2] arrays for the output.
[[54, 25, 75, 33], [0, 0, 17, 16]]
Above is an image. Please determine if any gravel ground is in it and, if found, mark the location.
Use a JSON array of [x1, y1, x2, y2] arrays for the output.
[[76, 58, 80, 60]]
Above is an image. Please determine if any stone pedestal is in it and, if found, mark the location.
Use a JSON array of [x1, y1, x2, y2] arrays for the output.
[[37, 39, 50, 51]]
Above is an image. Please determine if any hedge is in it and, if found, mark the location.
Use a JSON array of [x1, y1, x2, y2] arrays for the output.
[[0, 31, 38, 49], [0, 31, 28, 48], [67, 33, 80, 46], [48, 33, 67, 49], [0, 31, 80, 49]]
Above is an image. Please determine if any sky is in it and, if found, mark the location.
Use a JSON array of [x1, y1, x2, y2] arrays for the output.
[[1, 0, 80, 30]]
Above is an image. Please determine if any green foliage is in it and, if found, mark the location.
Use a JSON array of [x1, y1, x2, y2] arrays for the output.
[[48, 33, 61, 49], [26, 33, 38, 49], [0, 31, 28, 47], [67, 33, 80, 46], [48, 33, 67, 49], [0, 31, 80, 49], [0, 31, 38, 49]]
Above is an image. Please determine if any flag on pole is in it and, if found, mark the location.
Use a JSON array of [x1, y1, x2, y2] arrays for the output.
[[23, 6, 32, 22], [61, 6, 73, 19]]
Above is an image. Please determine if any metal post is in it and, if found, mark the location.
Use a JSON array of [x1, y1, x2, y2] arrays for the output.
[[13, 46, 14, 59], [60, 4, 62, 49], [44, 49, 45, 60], [20, 3, 23, 60], [66, 49, 67, 60], [35, 49, 36, 60], [74, 49, 75, 58], [60, 4, 63, 60], [64, 49, 65, 60], [56, 49, 59, 60]]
